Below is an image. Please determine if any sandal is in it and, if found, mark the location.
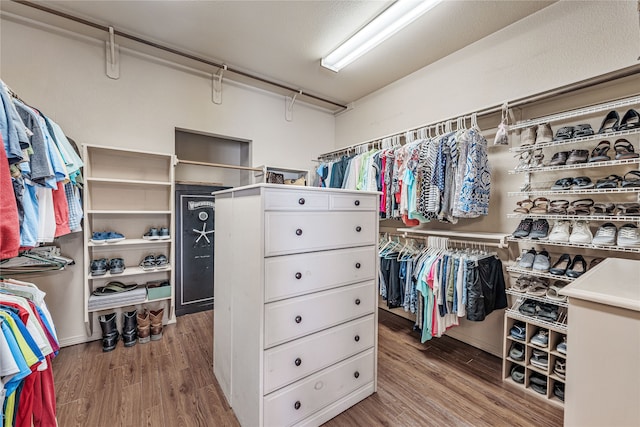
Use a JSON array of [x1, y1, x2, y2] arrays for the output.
[[571, 176, 594, 189], [548, 199, 569, 215], [554, 126, 574, 141], [596, 174, 622, 189], [614, 139, 639, 160], [546, 281, 567, 302], [92, 281, 138, 296], [588, 140, 611, 162], [593, 202, 615, 215], [514, 199, 534, 214], [514, 151, 532, 170], [529, 197, 549, 214], [512, 275, 532, 292], [550, 177, 573, 191], [622, 170, 640, 188], [526, 279, 549, 296], [567, 198, 594, 215], [619, 108, 640, 130], [598, 110, 620, 134], [573, 123, 594, 137], [530, 149, 545, 167], [617, 203, 640, 216], [548, 151, 569, 166]]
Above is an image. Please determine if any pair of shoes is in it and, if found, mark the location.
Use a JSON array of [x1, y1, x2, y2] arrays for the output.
[[98, 310, 138, 351], [550, 176, 594, 190], [139, 254, 170, 271], [512, 219, 549, 239], [91, 258, 126, 275], [143, 227, 170, 240], [548, 220, 592, 243], [516, 249, 550, 272], [136, 308, 164, 343], [521, 123, 553, 146], [514, 197, 548, 214], [92, 281, 138, 296], [530, 328, 549, 348], [550, 254, 587, 278], [526, 277, 549, 296], [599, 109, 640, 133], [593, 223, 640, 246], [91, 231, 126, 244], [519, 299, 559, 321], [553, 124, 594, 141]]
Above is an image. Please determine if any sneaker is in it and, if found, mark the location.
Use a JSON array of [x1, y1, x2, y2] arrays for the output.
[[530, 349, 549, 369], [139, 255, 156, 271], [535, 123, 553, 144], [556, 336, 567, 354], [143, 227, 160, 240], [158, 227, 170, 240], [617, 223, 640, 247], [91, 232, 109, 244], [155, 254, 170, 269], [530, 329, 549, 348], [109, 258, 125, 274], [521, 126, 536, 146], [548, 220, 571, 242], [592, 223, 617, 245], [509, 342, 525, 361], [105, 231, 125, 243], [569, 220, 593, 244], [512, 218, 533, 238], [532, 250, 550, 272], [90, 258, 108, 276], [517, 248, 536, 269], [529, 219, 550, 240]]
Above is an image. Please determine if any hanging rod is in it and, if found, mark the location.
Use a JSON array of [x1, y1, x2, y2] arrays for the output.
[[320, 63, 640, 159], [397, 228, 508, 248], [10, 0, 348, 111]]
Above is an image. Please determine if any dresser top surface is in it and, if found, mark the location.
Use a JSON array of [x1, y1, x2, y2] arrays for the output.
[[212, 183, 381, 197]]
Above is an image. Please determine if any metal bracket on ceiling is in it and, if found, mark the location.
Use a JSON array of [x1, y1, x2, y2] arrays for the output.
[[105, 26, 120, 79], [285, 90, 302, 122], [212, 65, 227, 105]]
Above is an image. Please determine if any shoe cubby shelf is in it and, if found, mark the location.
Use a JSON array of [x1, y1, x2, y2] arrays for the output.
[[507, 213, 640, 223], [83, 144, 176, 337], [506, 309, 568, 333], [507, 236, 640, 253], [508, 187, 640, 197], [506, 289, 569, 308], [87, 295, 172, 314], [88, 238, 173, 247], [510, 95, 640, 131], [509, 128, 640, 153], [506, 266, 576, 282], [509, 157, 640, 175]]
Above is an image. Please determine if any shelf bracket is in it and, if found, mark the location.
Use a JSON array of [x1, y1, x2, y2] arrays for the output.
[[105, 26, 120, 80], [285, 90, 302, 122], [212, 65, 226, 105]]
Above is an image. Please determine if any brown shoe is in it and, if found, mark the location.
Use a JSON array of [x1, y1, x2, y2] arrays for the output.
[[137, 309, 151, 344], [150, 308, 164, 341]]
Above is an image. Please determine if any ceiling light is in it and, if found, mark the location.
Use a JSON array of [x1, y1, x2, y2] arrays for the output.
[[321, 0, 442, 72]]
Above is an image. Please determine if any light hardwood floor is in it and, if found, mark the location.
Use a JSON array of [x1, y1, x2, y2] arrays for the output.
[[53, 309, 563, 426]]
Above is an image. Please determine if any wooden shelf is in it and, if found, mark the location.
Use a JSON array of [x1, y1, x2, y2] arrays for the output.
[[87, 265, 172, 280]]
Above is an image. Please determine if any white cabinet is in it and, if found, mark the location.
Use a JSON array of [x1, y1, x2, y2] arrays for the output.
[[213, 184, 379, 427]]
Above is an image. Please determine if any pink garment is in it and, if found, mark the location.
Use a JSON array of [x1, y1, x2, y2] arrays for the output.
[[0, 134, 21, 259], [52, 181, 70, 237]]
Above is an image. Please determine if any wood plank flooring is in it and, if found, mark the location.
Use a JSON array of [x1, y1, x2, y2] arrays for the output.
[[53, 309, 563, 426]]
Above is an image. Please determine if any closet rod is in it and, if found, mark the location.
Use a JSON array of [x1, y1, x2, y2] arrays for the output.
[[11, 0, 348, 111], [320, 63, 640, 159], [176, 159, 263, 172]]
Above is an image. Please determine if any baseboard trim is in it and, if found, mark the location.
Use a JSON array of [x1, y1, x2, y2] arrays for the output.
[[59, 335, 91, 347]]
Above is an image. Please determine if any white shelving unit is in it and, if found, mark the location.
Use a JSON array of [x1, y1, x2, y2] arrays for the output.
[[82, 144, 176, 336]]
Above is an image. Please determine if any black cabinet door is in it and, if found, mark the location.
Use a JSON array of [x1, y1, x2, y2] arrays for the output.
[[175, 184, 228, 316]]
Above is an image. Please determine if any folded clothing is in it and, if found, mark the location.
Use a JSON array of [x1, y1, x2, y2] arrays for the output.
[[88, 287, 147, 310]]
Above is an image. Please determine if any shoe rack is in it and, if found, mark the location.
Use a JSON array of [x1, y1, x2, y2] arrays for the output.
[[82, 144, 175, 336], [502, 95, 640, 407]]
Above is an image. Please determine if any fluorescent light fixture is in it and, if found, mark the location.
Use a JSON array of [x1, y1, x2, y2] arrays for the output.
[[321, 0, 442, 72]]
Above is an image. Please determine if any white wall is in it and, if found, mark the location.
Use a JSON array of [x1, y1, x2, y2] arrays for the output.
[[0, 14, 335, 345]]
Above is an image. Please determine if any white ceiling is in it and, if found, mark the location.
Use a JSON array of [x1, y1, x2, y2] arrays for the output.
[[4, 0, 555, 110]]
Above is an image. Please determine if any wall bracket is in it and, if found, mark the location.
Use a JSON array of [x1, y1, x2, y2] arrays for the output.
[[285, 90, 302, 122], [105, 26, 120, 79], [212, 65, 226, 104]]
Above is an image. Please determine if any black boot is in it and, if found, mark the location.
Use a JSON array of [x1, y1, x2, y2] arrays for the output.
[[99, 312, 119, 352], [122, 309, 138, 347]]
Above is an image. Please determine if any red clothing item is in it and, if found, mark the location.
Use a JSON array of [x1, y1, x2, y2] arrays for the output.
[[32, 355, 57, 427], [0, 300, 30, 324], [0, 134, 21, 259], [52, 181, 70, 237]]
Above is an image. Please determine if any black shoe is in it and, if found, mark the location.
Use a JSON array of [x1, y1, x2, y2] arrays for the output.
[[99, 312, 119, 352], [598, 110, 620, 134], [566, 254, 587, 278], [529, 219, 550, 239], [122, 310, 138, 347], [554, 382, 565, 401], [513, 218, 533, 238]]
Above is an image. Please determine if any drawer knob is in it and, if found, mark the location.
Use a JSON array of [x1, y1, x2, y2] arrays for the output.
[[298, 198, 305, 205], [294, 357, 302, 366], [355, 226, 362, 232], [354, 200, 360, 206], [295, 228, 303, 236], [355, 298, 361, 305], [355, 262, 361, 269], [354, 335, 360, 342], [295, 272, 302, 280], [295, 315, 302, 324], [354, 371, 360, 379], [294, 401, 301, 410]]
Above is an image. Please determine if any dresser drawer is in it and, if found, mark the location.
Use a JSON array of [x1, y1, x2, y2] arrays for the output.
[[264, 247, 376, 303], [329, 194, 377, 211], [264, 281, 375, 349], [263, 315, 375, 394], [263, 349, 375, 427], [264, 189, 329, 211], [264, 211, 376, 256]]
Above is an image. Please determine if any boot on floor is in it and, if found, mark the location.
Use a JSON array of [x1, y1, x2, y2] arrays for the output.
[[122, 309, 138, 347], [99, 312, 119, 352], [150, 308, 164, 341], [137, 309, 151, 344]]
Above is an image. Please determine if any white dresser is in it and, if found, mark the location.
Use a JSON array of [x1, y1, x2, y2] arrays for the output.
[[213, 184, 379, 427]]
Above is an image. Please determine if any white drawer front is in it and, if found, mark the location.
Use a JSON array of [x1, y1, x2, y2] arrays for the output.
[[329, 194, 377, 211], [263, 315, 375, 394], [264, 246, 376, 302], [264, 211, 376, 256], [264, 281, 375, 349], [263, 349, 375, 427], [264, 189, 329, 211]]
